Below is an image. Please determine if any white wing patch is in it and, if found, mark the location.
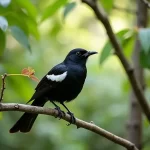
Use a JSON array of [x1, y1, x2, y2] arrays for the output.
[[46, 71, 67, 82]]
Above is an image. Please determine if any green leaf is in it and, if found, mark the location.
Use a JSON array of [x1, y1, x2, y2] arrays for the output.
[[63, 2, 76, 20], [100, 41, 112, 64], [116, 29, 133, 44], [6, 9, 39, 39], [100, 28, 134, 64], [13, 0, 37, 19], [10, 26, 31, 51], [139, 28, 150, 54], [0, 29, 6, 56], [26, 18, 39, 40], [123, 35, 134, 58], [140, 49, 150, 69], [100, 0, 113, 13], [41, 0, 68, 22], [6, 13, 29, 35], [117, 29, 135, 58], [116, 29, 130, 38]]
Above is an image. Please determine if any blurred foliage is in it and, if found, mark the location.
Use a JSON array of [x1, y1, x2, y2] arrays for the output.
[[100, 28, 135, 64], [63, 2, 76, 20], [139, 28, 150, 69], [0, 0, 150, 150]]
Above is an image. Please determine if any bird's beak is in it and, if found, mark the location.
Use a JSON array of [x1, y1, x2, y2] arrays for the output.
[[88, 51, 98, 55], [83, 51, 98, 57]]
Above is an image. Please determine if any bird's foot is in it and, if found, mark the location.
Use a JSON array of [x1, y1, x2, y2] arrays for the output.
[[67, 111, 76, 126], [55, 107, 65, 119]]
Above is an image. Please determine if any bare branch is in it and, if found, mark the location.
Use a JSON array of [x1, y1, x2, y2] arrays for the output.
[[81, 0, 150, 123], [141, 0, 150, 8], [0, 103, 138, 150], [0, 73, 7, 102]]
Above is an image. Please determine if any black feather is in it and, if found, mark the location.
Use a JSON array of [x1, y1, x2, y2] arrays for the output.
[[10, 98, 47, 133]]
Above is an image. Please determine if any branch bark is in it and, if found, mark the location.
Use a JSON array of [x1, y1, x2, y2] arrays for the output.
[[81, 0, 150, 122], [0, 73, 7, 102], [127, 0, 147, 148], [0, 103, 138, 150], [141, 0, 150, 8]]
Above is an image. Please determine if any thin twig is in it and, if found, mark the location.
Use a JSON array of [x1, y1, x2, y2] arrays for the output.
[[0, 73, 7, 102], [0, 73, 32, 103], [7, 74, 29, 77], [0, 103, 138, 150], [141, 0, 150, 8], [81, 0, 150, 123]]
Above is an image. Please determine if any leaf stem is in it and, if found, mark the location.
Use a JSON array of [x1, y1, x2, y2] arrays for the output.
[[7, 74, 29, 77]]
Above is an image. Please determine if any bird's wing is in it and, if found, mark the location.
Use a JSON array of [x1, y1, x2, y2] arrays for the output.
[[27, 63, 67, 103]]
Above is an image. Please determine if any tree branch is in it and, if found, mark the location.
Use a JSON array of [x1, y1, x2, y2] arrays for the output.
[[81, 0, 150, 122], [0, 103, 138, 150], [127, 0, 147, 147], [141, 0, 150, 8], [0, 73, 7, 102]]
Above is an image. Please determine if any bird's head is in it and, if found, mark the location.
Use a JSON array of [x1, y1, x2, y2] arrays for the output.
[[64, 48, 97, 65]]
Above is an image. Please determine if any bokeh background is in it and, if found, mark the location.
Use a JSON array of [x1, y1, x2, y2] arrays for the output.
[[0, 0, 150, 150]]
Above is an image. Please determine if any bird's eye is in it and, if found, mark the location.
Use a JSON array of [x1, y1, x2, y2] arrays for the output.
[[76, 52, 82, 57]]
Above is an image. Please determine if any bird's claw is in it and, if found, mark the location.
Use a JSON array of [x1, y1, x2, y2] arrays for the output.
[[67, 112, 76, 126], [55, 107, 65, 119]]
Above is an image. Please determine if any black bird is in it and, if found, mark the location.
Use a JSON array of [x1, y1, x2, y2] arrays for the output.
[[10, 48, 97, 133]]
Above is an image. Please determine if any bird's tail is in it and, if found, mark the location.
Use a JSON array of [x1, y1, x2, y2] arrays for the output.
[[9, 98, 47, 133]]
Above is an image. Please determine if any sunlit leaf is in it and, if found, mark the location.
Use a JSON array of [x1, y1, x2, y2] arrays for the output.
[[100, 28, 135, 64], [0, 29, 5, 56], [41, 0, 68, 22], [0, 16, 8, 31], [117, 29, 135, 58], [6, 13, 28, 34], [63, 2, 76, 20], [10, 26, 31, 51], [26, 17, 39, 40], [0, 0, 11, 7], [100, 0, 113, 13], [116, 29, 134, 45], [13, 0, 37, 19], [123, 35, 134, 58], [100, 41, 112, 64], [116, 29, 130, 38], [139, 28, 150, 54], [6, 9, 39, 39]]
